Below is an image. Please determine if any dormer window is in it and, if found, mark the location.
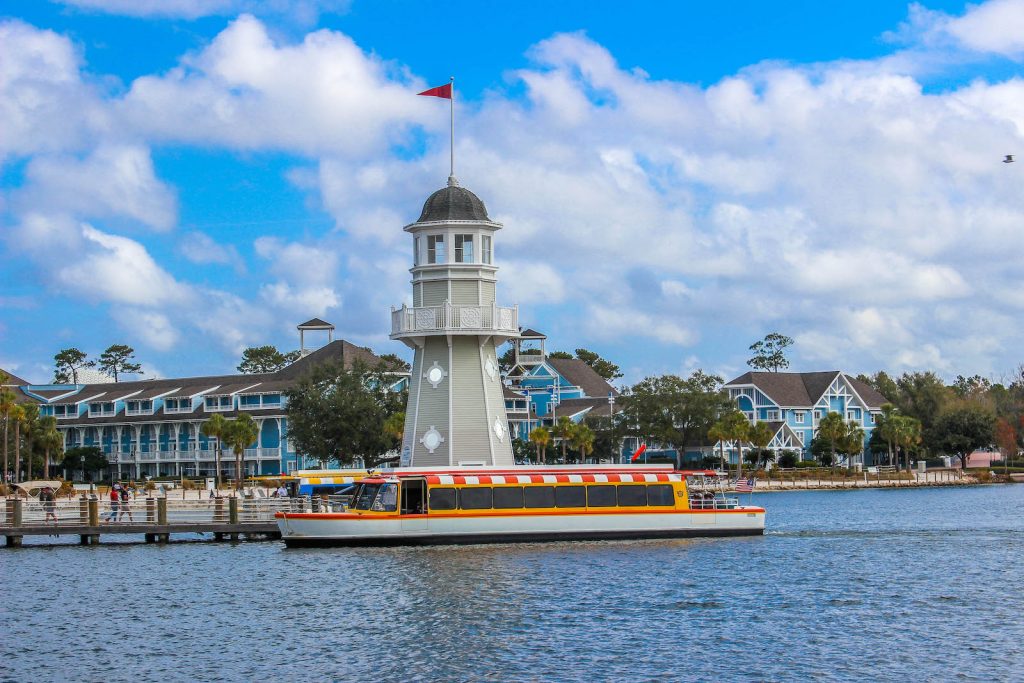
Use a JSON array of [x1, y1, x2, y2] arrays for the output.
[[204, 395, 233, 412], [126, 400, 154, 416], [427, 234, 445, 264], [454, 234, 474, 263], [89, 402, 115, 417], [482, 235, 492, 264]]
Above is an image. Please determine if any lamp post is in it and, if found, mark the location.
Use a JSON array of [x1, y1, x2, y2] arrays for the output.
[[608, 392, 616, 463]]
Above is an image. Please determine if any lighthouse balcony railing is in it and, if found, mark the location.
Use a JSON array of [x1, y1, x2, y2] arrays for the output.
[[391, 303, 518, 336]]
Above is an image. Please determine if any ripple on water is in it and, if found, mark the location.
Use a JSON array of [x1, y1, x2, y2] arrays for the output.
[[3, 485, 1024, 682]]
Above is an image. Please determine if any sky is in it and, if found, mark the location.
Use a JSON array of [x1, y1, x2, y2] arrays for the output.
[[1, 0, 1024, 387]]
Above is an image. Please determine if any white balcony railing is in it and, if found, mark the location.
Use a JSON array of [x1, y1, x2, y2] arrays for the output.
[[391, 303, 518, 337]]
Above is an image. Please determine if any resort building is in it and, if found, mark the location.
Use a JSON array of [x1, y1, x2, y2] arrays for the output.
[[503, 329, 620, 440], [723, 371, 888, 465], [6, 329, 407, 479]]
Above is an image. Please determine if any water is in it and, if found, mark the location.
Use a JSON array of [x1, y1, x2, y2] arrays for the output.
[[4, 485, 1023, 682]]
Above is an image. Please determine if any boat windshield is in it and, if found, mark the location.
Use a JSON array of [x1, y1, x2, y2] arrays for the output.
[[351, 483, 398, 512]]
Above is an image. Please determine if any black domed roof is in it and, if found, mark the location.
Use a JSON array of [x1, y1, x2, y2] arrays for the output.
[[417, 178, 490, 222]]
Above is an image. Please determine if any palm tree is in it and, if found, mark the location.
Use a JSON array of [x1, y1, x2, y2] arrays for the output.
[[709, 410, 750, 474], [816, 411, 847, 469], [893, 415, 922, 472], [841, 420, 866, 469], [37, 416, 63, 480], [201, 413, 228, 489], [552, 416, 574, 463], [876, 403, 899, 467], [747, 421, 775, 469], [569, 423, 595, 464], [221, 414, 260, 490], [11, 404, 26, 483], [529, 426, 551, 464], [0, 387, 16, 483]]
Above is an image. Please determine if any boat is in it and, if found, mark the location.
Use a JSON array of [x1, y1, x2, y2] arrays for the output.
[[275, 465, 765, 546]]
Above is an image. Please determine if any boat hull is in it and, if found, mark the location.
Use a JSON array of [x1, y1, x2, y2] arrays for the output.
[[276, 509, 765, 547]]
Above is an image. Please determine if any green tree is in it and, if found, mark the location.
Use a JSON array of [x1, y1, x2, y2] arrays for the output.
[[377, 354, 411, 373], [14, 403, 39, 481], [0, 385, 16, 482], [892, 414, 923, 470], [61, 446, 108, 481], [201, 413, 228, 488], [97, 344, 143, 381], [747, 421, 776, 468], [552, 416, 575, 463], [53, 348, 95, 384], [237, 345, 300, 373], [221, 414, 260, 489], [875, 403, 899, 466], [934, 404, 995, 468], [621, 371, 731, 458], [285, 360, 406, 468], [952, 375, 992, 400], [856, 371, 900, 403], [511, 437, 532, 463], [36, 415, 63, 480], [894, 371, 951, 449], [708, 410, 750, 474], [498, 345, 516, 373], [574, 348, 623, 381], [995, 418, 1018, 472], [747, 333, 793, 372], [529, 426, 551, 463], [569, 422, 595, 463], [839, 420, 866, 466], [815, 412, 847, 468], [777, 449, 799, 468], [547, 351, 574, 359], [585, 414, 627, 463]]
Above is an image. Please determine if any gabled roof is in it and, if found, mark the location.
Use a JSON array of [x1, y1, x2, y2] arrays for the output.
[[503, 386, 527, 399], [545, 358, 618, 398], [519, 328, 546, 338], [557, 396, 622, 419], [277, 340, 382, 377], [297, 318, 334, 329], [725, 370, 888, 409], [1, 369, 30, 386]]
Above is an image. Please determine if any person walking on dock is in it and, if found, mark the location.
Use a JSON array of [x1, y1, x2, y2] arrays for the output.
[[41, 486, 58, 524], [118, 485, 133, 522], [104, 484, 120, 522]]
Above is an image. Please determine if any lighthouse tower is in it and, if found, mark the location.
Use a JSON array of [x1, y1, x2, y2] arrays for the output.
[[391, 177, 519, 467]]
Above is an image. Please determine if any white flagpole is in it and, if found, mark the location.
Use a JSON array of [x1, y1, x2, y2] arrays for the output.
[[449, 76, 455, 181]]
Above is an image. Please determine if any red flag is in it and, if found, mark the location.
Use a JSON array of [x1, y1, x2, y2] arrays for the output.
[[418, 83, 452, 99], [630, 443, 647, 462]]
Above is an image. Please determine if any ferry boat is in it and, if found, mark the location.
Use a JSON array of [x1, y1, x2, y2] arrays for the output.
[[275, 465, 765, 546]]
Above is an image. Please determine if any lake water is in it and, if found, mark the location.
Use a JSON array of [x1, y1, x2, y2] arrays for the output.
[[3, 485, 1023, 682]]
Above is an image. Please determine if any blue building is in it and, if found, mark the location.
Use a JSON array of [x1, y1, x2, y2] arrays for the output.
[[723, 371, 888, 465], [7, 323, 408, 479], [503, 328, 620, 442]]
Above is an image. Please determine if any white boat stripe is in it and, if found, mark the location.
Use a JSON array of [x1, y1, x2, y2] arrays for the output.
[[517, 475, 533, 484], [465, 476, 479, 485], [439, 475, 454, 485], [568, 474, 582, 483], [542, 475, 557, 483], [491, 475, 506, 484]]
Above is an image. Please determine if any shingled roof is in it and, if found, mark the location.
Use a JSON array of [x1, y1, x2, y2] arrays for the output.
[[1, 369, 30, 386], [725, 371, 888, 409], [545, 358, 618, 398]]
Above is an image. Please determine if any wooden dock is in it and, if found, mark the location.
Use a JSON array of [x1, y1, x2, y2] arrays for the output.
[[2, 496, 293, 547]]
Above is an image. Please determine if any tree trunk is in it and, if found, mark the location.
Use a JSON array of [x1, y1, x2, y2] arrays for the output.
[[236, 449, 243, 491], [215, 445, 222, 489], [2, 420, 7, 484], [737, 444, 743, 480], [44, 447, 50, 479], [13, 421, 20, 484]]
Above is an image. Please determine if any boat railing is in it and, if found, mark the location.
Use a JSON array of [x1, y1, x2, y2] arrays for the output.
[[688, 496, 741, 510]]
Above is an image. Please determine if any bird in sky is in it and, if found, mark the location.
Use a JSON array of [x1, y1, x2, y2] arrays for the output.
[[1004, 154, 1015, 163]]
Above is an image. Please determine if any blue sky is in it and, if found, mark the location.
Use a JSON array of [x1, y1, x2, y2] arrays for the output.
[[2, 0, 1023, 386]]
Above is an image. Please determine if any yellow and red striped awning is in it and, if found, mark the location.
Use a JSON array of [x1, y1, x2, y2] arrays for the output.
[[423, 472, 681, 485]]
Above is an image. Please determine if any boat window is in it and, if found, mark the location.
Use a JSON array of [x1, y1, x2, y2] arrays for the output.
[[352, 484, 381, 510], [647, 484, 675, 507], [429, 487, 457, 510], [555, 485, 586, 508], [493, 486, 524, 509], [371, 483, 398, 512], [524, 486, 555, 508], [459, 487, 493, 510], [586, 485, 617, 507], [617, 485, 647, 507]]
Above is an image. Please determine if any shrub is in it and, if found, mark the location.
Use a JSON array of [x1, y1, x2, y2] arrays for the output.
[[180, 478, 197, 490], [975, 470, 993, 483], [143, 481, 156, 491], [57, 480, 76, 497], [795, 460, 819, 468], [778, 450, 799, 468]]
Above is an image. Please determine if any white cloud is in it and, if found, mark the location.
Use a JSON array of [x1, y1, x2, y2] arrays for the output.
[[260, 282, 339, 317], [56, 224, 190, 306], [17, 145, 177, 230], [178, 231, 243, 269], [120, 14, 432, 156], [121, 309, 181, 352], [943, 0, 1024, 58], [56, 0, 350, 22]]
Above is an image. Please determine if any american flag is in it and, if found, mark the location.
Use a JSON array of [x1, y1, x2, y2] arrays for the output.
[[735, 477, 756, 493]]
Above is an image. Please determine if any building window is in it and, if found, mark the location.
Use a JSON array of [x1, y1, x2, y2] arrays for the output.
[[454, 234, 474, 263], [427, 234, 445, 264], [413, 236, 421, 266], [766, 410, 780, 421], [795, 411, 805, 423], [847, 411, 857, 421], [482, 235, 492, 264]]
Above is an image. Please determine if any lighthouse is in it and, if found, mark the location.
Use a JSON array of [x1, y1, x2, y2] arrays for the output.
[[391, 176, 519, 467]]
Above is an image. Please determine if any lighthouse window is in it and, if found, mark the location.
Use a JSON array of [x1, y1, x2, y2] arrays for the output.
[[482, 235, 492, 264], [454, 234, 474, 263], [414, 236, 421, 266], [427, 234, 445, 264]]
